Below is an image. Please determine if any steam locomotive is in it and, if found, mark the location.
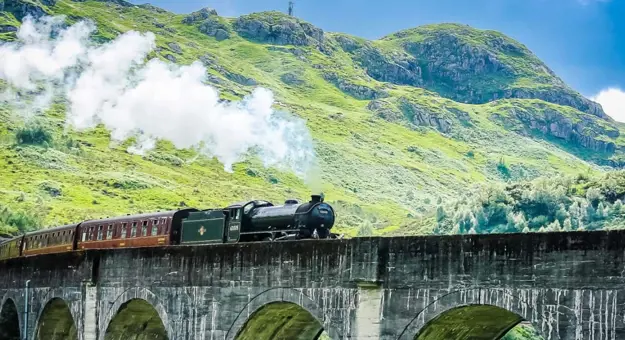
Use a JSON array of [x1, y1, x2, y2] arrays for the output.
[[0, 194, 336, 261]]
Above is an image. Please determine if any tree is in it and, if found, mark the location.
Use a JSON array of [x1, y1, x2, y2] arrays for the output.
[[555, 203, 569, 225], [613, 200, 623, 216], [596, 202, 606, 220], [436, 205, 446, 223], [586, 187, 602, 206], [562, 218, 572, 231]]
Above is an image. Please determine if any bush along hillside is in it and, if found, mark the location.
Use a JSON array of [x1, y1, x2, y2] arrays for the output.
[[0, 0, 622, 239], [397, 170, 625, 236]]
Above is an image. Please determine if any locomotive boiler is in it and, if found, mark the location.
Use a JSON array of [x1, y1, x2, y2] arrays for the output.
[[244, 194, 336, 240]]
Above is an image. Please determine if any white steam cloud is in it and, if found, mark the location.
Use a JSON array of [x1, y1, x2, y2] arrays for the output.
[[0, 15, 316, 178], [590, 87, 625, 123]]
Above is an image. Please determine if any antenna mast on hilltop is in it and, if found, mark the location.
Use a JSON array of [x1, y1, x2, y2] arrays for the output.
[[288, 1, 294, 16]]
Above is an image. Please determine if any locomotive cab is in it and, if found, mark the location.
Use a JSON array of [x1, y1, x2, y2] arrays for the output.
[[226, 205, 243, 242]]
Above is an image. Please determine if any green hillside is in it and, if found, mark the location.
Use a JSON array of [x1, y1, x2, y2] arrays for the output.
[[0, 0, 622, 241]]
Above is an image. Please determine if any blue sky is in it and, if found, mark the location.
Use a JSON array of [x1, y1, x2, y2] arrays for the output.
[[130, 0, 625, 121]]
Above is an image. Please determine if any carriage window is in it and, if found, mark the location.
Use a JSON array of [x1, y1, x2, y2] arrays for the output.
[[121, 223, 127, 239], [131, 222, 137, 237], [107, 225, 113, 240], [151, 224, 158, 236], [82, 231, 87, 242], [142, 221, 148, 236], [97, 226, 103, 241], [153, 219, 159, 225]]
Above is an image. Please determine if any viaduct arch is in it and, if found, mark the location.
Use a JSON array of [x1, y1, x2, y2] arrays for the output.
[[226, 287, 343, 340]]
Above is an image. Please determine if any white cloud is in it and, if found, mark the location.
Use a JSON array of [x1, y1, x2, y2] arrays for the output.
[[590, 87, 625, 123], [0, 15, 316, 179]]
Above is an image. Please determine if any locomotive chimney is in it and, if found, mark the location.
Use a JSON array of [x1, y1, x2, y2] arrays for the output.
[[311, 194, 322, 203]]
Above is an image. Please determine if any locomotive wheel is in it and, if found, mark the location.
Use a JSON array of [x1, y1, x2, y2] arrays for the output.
[[317, 228, 329, 239]]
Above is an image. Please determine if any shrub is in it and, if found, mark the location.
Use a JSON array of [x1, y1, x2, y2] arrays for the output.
[[0, 205, 40, 236], [15, 124, 53, 146]]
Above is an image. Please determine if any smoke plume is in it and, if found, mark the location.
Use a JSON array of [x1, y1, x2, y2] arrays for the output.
[[0, 15, 316, 178]]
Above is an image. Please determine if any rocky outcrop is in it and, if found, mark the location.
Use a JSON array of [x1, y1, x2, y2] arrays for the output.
[[367, 99, 404, 123], [510, 107, 617, 153], [198, 16, 230, 41], [399, 99, 453, 133], [333, 34, 363, 53], [336, 27, 608, 119], [402, 32, 513, 101], [180, 7, 230, 41], [322, 72, 387, 100], [233, 11, 325, 48], [182, 7, 217, 25], [3, 0, 47, 20], [280, 72, 304, 85], [367, 98, 453, 133], [164, 54, 177, 63], [335, 36, 422, 87], [225, 72, 257, 86], [0, 25, 17, 33], [198, 54, 257, 86], [167, 42, 182, 54], [138, 4, 168, 13], [71, 0, 132, 7], [495, 87, 608, 120]]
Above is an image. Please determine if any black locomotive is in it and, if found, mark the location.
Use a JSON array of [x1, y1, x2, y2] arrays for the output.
[[180, 193, 338, 244]]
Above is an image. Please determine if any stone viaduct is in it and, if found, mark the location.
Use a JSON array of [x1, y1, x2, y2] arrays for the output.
[[1, 229, 625, 340]]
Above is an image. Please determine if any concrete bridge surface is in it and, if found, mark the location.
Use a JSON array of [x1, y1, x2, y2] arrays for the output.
[[1, 230, 625, 340]]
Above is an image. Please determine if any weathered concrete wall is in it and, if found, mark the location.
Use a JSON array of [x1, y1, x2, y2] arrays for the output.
[[0, 230, 624, 340]]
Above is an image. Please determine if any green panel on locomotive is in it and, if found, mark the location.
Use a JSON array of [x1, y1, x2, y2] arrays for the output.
[[180, 210, 226, 244]]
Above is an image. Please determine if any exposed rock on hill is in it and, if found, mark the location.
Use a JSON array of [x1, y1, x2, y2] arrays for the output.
[[234, 11, 325, 48], [367, 98, 453, 133], [280, 72, 304, 86], [182, 7, 218, 24], [333, 34, 423, 87], [198, 53, 257, 86], [167, 42, 182, 54], [71, 0, 131, 7], [0, 24, 17, 32], [334, 25, 607, 119], [2, 0, 47, 19], [503, 105, 617, 153], [322, 72, 388, 100], [198, 15, 230, 41]]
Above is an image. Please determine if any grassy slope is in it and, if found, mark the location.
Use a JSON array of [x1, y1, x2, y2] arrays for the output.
[[0, 0, 614, 240]]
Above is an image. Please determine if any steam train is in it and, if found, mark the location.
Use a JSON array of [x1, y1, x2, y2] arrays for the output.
[[0, 194, 336, 261]]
